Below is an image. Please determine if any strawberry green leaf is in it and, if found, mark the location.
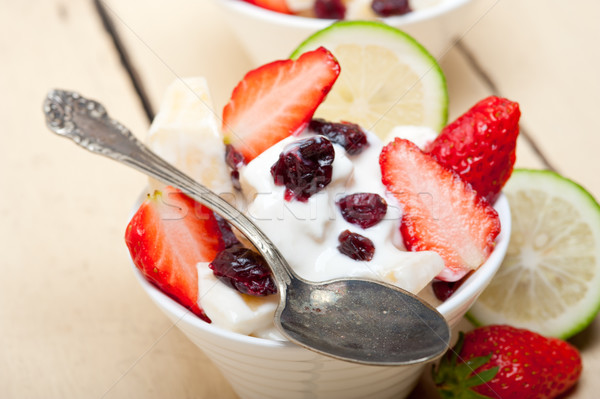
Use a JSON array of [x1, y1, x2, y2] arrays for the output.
[[433, 332, 498, 399], [465, 353, 493, 371], [465, 366, 499, 388]]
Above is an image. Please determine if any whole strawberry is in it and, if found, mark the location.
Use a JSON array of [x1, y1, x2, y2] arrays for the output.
[[433, 325, 582, 399], [428, 96, 520, 204]]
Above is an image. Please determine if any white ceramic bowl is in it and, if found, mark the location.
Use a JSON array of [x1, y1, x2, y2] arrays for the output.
[[130, 193, 510, 399], [211, 0, 479, 65]]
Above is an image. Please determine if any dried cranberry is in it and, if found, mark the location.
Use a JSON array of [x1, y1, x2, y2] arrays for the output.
[[337, 193, 387, 229], [371, 0, 411, 17], [230, 169, 241, 191], [225, 145, 245, 191], [209, 246, 277, 296], [270, 136, 335, 202], [225, 144, 245, 169], [309, 118, 368, 155], [314, 0, 346, 19], [432, 273, 471, 301], [214, 214, 241, 249], [337, 230, 375, 261]]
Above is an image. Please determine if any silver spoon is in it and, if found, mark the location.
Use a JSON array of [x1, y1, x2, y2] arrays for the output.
[[43, 89, 450, 366]]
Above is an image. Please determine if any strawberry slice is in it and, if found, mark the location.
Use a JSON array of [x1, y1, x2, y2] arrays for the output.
[[242, 0, 293, 14], [222, 47, 340, 163], [427, 96, 520, 204], [125, 186, 225, 321], [380, 138, 500, 282]]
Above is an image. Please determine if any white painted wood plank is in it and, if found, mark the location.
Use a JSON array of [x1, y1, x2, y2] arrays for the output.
[[0, 1, 233, 398]]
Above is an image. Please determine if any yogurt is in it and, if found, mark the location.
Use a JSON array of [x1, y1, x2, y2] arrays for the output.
[[199, 126, 444, 338], [147, 78, 444, 339]]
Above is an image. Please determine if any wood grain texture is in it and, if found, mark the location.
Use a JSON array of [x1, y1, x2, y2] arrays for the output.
[[2, 0, 599, 398], [0, 0, 233, 398], [96, 0, 253, 120]]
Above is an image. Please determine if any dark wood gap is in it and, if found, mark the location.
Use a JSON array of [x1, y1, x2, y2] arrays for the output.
[[93, 0, 155, 122], [454, 40, 558, 173]]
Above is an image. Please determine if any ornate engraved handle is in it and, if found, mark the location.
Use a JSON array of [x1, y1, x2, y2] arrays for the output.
[[43, 89, 293, 287]]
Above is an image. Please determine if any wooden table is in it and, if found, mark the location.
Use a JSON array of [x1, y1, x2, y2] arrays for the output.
[[2, 0, 599, 397]]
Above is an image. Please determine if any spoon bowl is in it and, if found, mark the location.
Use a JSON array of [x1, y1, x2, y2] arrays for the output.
[[278, 277, 450, 365], [43, 89, 450, 366]]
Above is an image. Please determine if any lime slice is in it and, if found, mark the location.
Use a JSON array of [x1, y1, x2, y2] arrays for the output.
[[468, 169, 600, 339], [290, 20, 448, 139]]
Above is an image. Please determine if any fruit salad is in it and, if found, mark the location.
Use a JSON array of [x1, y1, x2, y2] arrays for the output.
[[124, 44, 519, 339], [244, 0, 445, 20]]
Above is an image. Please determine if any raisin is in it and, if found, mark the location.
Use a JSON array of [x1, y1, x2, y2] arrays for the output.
[[309, 118, 368, 155], [337, 230, 375, 261], [371, 0, 411, 17], [270, 136, 335, 202], [337, 193, 387, 229], [314, 0, 346, 19], [209, 245, 277, 296]]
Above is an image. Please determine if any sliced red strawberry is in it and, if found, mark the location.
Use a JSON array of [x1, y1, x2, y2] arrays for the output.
[[125, 186, 225, 321], [222, 47, 340, 163], [380, 138, 500, 282], [243, 0, 292, 14], [427, 96, 520, 204]]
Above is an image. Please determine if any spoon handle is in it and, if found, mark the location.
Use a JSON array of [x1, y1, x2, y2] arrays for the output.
[[43, 89, 293, 287]]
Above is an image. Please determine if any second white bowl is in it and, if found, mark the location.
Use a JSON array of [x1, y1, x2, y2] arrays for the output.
[[212, 0, 479, 65]]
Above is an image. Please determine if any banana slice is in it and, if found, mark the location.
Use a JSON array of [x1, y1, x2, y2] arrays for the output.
[[147, 78, 234, 197]]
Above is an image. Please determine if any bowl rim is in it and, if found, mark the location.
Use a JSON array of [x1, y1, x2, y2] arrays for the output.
[[130, 191, 510, 350], [212, 0, 476, 27]]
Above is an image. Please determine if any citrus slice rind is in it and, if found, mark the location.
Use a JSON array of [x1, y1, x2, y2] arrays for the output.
[[467, 169, 600, 339], [290, 20, 448, 140]]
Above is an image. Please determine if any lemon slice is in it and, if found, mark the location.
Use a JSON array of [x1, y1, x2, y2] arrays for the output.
[[468, 169, 600, 339], [290, 20, 448, 139]]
